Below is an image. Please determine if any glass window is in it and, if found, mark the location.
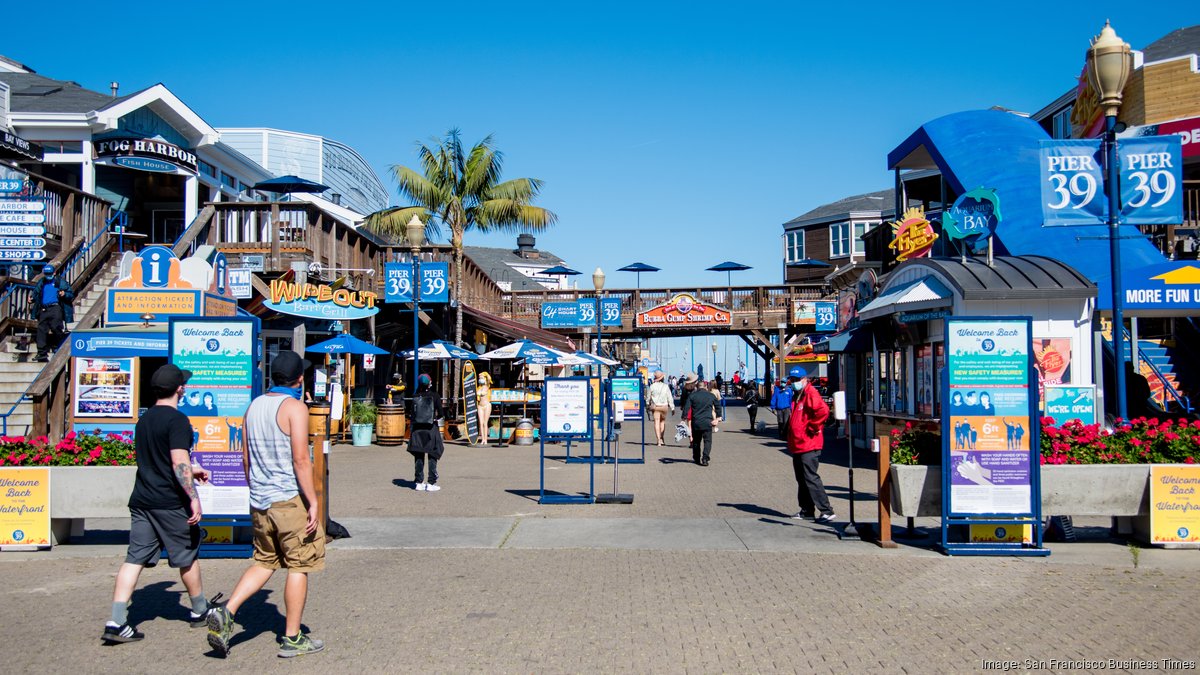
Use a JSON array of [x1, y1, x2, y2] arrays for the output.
[[785, 230, 805, 262], [830, 222, 850, 258], [42, 141, 83, 153], [220, 172, 237, 189], [198, 160, 217, 179], [853, 221, 875, 254], [1052, 106, 1074, 139]]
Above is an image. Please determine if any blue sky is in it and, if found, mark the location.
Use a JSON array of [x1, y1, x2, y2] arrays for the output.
[[5, 2, 1183, 371]]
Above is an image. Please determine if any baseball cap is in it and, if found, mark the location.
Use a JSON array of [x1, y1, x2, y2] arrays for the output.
[[787, 366, 806, 379], [418, 373, 431, 387], [43, 264, 54, 274], [272, 351, 311, 382], [151, 363, 192, 390]]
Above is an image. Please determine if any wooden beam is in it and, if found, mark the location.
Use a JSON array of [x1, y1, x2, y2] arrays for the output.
[[876, 434, 897, 548]]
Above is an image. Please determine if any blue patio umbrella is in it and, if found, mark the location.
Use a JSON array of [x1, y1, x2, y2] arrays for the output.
[[481, 339, 582, 365], [617, 262, 660, 290], [706, 260, 753, 286], [306, 334, 388, 355], [253, 174, 330, 195], [399, 340, 481, 360], [541, 265, 581, 276], [787, 258, 832, 269]]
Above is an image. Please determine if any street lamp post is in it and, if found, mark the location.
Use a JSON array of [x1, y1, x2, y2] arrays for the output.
[[1087, 21, 1134, 420], [711, 342, 718, 383], [406, 216, 426, 404]]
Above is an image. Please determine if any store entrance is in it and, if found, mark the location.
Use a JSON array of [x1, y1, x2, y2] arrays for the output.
[[95, 166, 187, 245]]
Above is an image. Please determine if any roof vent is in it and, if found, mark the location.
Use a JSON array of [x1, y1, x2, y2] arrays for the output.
[[516, 233, 536, 258], [110, 81, 119, 97]]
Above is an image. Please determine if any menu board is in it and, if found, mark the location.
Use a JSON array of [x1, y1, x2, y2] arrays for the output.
[[462, 361, 480, 444]]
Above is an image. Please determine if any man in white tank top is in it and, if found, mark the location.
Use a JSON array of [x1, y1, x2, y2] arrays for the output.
[[207, 351, 326, 658]]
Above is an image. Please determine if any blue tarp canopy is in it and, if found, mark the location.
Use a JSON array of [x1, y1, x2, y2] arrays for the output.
[[887, 109, 1165, 311]]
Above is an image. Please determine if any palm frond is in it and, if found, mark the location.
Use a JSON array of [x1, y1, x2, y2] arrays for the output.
[[391, 166, 446, 210], [464, 139, 503, 197], [486, 177, 542, 203], [362, 206, 441, 242], [473, 200, 557, 232]]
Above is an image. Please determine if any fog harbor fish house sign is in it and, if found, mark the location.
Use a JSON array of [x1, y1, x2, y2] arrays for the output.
[[94, 138, 199, 174]]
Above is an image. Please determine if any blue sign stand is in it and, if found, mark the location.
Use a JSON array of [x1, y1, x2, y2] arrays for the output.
[[604, 377, 645, 464], [539, 377, 595, 504], [940, 316, 1048, 557]]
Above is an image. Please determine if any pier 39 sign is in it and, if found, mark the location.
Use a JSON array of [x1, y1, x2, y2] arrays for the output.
[[636, 293, 731, 329]]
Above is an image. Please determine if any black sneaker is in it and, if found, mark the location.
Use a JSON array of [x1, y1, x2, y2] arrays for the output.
[[189, 592, 224, 627], [102, 623, 144, 644], [32, 354, 49, 363]]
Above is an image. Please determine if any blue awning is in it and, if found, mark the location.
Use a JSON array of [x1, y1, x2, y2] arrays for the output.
[[888, 109, 1165, 311], [814, 326, 872, 354]]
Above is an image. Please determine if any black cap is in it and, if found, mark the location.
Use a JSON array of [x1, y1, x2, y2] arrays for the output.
[[272, 351, 311, 382], [151, 363, 192, 390]]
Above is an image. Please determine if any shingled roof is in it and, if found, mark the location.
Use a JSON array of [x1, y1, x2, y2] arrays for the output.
[[463, 242, 567, 291], [0, 69, 138, 114], [782, 188, 895, 229]]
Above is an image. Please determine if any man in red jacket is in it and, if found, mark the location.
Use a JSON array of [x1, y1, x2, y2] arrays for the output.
[[785, 367, 835, 523]]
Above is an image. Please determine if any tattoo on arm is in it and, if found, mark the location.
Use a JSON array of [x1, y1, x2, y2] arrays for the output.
[[174, 462, 197, 499]]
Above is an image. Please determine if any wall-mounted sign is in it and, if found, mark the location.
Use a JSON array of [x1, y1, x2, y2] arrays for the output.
[[1120, 262, 1200, 310], [1, 130, 43, 162], [636, 293, 731, 329], [898, 309, 949, 323], [94, 138, 198, 174], [72, 357, 137, 419], [1122, 115, 1200, 159], [228, 268, 252, 299], [0, 225, 44, 236], [384, 261, 449, 303], [887, 207, 938, 262], [541, 299, 622, 328], [1040, 136, 1183, 226], [105, 246, 232, 324], [242, 254, 265, 272], [793, 301, 816, 325], [0, 468, 50, 550], [943, 187, 1001, 245], [1043, 385, 1096, 426], [1149, 465, 1200, 547], [265, 278, 380, 320]]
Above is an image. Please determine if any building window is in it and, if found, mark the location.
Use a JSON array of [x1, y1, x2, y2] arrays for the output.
[[41, 141, 83, 153], [854, 221, 877, 255], [785, 230, 805, 263], [1052, 106, 1074, 139], [220, 172, 237, 189], [830, 222, 851, 258], [198, 160, 217, 179]]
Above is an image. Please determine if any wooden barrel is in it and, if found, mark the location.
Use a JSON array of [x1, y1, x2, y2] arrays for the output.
[[376, 404, 406, 446], [308, 403, 331, 437]]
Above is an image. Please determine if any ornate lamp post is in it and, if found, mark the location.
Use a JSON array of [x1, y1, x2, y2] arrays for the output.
[[406, 215, 426, 401], [592, 267, 606, 364], [712, 342, 718, 386], [1087, 21, 1134, 419]]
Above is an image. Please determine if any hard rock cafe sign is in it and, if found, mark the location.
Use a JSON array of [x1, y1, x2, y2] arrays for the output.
[[888, 207, 938, 263], [636, 292, 732, 328]]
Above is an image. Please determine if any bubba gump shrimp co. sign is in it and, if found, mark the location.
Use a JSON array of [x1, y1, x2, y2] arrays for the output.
[[636, 293, 732, 329]]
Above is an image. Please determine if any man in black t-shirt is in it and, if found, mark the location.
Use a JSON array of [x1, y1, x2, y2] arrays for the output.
[[102, 364, 220, 644], [682, 380, 721, 466]]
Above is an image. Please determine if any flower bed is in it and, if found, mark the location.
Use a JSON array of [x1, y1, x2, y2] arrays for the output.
[[1040, 417, 1199, 465], [0, 431, 136, 467]]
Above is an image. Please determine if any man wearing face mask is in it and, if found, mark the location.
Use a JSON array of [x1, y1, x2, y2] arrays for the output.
[[785, 367, 834, 523]]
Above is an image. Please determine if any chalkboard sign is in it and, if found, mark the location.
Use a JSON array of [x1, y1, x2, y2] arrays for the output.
[[462, 361, 479, 444]]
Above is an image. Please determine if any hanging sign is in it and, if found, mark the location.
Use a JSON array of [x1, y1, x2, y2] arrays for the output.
[[1040, 136, 1183, 226], [0, 468, 50, 550], [94, 138, 198, 174], [814, 302, 837, 332], [0, 248, 46, 261], [887, 207, 937, 262], [1149, 465, 1200, 547], [264, 278, 379, 319], [943, 187, 1001, 245], [384, 261, 449, 303], [636, 293, 731, 328]]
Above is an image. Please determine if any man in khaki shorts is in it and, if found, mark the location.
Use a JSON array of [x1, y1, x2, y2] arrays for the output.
[[207, 351, 325, 658]]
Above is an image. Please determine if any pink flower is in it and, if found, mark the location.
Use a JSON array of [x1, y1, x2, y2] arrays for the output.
[[1186, 457, 1196, 464], [1130, 439, 1143, 447], [1165, 432, 1180, 441], [88, 447, 102, 460]]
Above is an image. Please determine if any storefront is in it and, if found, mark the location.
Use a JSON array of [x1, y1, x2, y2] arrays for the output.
[[849, 256, 1096, 443]]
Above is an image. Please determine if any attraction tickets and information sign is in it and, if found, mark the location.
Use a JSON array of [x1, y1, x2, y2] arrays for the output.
[[636, 293, 731, 329]]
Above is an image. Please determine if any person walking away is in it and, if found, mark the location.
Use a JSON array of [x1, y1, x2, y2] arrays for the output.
[[103, 364, 217, 644], [207, 351, 326, 658], [408, 373, 445, 490], [742, 383, 760, 433], [33, 263, 74, 362], [770, 378, 793, 440], [476, 370, 493, 445], [647, 370, 674, 445], [785, 367, 834, 522], [682, 379, 721, 466]]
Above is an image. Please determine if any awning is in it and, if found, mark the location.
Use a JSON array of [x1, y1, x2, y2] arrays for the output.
[[857, 276, 952, 321], [814, 326, 872, 354], [1, 130, 43, 161], [462, 304, 573, 352]]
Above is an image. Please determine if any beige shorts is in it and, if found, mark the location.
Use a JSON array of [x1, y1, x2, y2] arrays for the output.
[[251, 495, 326, 573]]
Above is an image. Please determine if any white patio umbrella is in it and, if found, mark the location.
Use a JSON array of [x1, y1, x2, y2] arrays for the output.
[[480, 339, 587, 365]]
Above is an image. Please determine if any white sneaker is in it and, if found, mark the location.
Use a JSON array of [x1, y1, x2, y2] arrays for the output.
[[415, 482, 427, 491], [425, 483, 441, 492]]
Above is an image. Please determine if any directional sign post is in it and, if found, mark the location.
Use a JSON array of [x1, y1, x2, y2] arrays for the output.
[[0, 237, 46, 248], [0, 225, 45, 237], [0, 248, 47, 261]]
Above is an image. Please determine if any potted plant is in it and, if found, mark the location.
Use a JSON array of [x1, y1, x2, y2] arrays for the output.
[[887, 423, 942, 517], [348, 401, 378, 447]]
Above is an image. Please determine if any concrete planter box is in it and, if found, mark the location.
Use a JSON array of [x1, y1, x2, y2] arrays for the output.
[[49, 466, 136, 544], [890, 464, 1152, 518]]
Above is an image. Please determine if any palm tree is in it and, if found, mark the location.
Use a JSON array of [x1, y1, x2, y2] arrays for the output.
[[365, 129, 557, 395]]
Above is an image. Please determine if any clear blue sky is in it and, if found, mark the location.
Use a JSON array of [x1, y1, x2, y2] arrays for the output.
[[6, 3, 1183, 373], [7, 1, 1176, 288]]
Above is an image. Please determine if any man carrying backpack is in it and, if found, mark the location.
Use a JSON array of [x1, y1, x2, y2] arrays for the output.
[[408, 373, 445, 491]]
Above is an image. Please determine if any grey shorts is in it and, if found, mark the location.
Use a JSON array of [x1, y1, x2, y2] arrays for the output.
[[126, 507, 201, 568]]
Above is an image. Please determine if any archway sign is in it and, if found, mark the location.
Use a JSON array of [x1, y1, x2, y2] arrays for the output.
[[941, 316, 1049, 556]]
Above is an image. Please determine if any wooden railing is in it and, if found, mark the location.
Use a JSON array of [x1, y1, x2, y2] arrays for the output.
[[506, 284, 828, 334], [202, 202, 387, 288], [1139, 181, 1200, 259]]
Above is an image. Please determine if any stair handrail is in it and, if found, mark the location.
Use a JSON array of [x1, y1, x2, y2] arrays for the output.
[[1117, 328, 1193, 414], [172, 205, 216, 258], [0, 381, 36, 437]]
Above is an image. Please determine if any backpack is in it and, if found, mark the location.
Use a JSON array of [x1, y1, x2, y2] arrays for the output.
[[413, 395, 436, 425]]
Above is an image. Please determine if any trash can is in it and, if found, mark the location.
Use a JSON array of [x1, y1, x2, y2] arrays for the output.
[[375, 403, 406, 446], [513, 418, 535, 445]]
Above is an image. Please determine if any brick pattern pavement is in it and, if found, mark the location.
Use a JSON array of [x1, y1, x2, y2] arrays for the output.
[[0, 549, 1195, 673]]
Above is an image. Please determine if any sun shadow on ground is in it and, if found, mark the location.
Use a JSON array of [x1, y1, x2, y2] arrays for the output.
[[126, 581, 191, 627], [717, 502, 793, 519], [392, 478, 420, 490]]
